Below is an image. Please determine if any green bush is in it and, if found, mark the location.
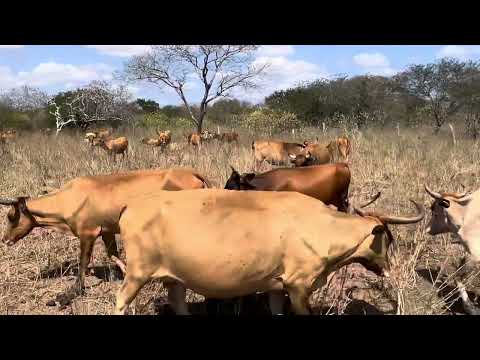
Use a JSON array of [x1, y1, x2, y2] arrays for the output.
[[140, 112, 170, 129], [237, 108, 301, 135]]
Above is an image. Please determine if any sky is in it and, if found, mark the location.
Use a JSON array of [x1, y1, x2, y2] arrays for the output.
[[1, 45, 479, 106]]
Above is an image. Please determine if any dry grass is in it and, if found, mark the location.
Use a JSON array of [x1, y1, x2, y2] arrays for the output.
[[0, 125, 479, 315]]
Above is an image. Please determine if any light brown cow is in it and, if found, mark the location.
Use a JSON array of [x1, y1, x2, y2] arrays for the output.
[[112, 189, 424, 315], [141, 137, 162, 146], [0, 168, 211, 302], [0, 129, 17, 142], [252, 139, 308, 170], [327, 136, 351, 162], [94, 136, 129, 161], [289, 140, 332, 167], [157, 129, 172, 148], [84, 128, 112, 146], [187, 133, 202, 147]]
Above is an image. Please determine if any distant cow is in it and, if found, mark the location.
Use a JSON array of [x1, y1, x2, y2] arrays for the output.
[[252, 139, 308, 170], [187, 133, 202, 147], [327, 136, 351, 162], [0, 129, 17, 142], [220, 132, 239, 143], [200, 130, 219, 142], [141, 137, 163, 147], [289, 140, 331, 167], [157, 129, 172, 148], [94, 136, 129, 161]]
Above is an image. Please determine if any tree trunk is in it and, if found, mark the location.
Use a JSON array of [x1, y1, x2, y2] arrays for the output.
[[197, 111, 206, 133]]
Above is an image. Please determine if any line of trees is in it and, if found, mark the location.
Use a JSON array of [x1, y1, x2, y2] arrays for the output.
[[2, 55, 480, 138]]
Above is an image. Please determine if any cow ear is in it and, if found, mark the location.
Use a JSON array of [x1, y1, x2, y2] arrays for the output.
[[289, 153, 296, 160], [371, 225, 385, 235]]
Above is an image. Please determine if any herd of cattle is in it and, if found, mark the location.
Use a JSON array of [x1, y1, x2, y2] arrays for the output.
[[0, 126, 479, 315]]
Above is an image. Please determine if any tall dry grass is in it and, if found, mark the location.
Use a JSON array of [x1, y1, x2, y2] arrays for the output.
[[0, 125, 479, 315]]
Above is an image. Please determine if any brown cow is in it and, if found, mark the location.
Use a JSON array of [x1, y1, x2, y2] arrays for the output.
[[187, 133, 202, 147], [327, 136, 351, 162], [252, 139, 308, 170], [94, 136, 129, 161], [220, 132, 239, 143], [224, 163, 364, 212], [0, 168, 211, 302]]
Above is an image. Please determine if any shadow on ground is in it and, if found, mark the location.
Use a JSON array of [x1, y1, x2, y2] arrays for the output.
[[39, 260, 124, 282], [152, 293, 390, 316]]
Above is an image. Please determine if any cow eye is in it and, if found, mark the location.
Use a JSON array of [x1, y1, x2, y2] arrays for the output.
[[440, 199, 450, 208]]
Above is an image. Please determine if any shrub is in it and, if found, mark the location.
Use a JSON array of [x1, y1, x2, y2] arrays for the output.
[[237, 108, 301, 135]]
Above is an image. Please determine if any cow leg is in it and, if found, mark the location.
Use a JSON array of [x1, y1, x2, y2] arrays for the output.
[[268, 290, 286, 315], [114, 274, 149, 315], [286, 286, 311, 315], [63, 235, 96, 301], [101, 232, 122, 281], [165, 281, 190, 315]]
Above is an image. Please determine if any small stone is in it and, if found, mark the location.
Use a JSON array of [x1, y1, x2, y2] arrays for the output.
[[46, 300, 56, 307]]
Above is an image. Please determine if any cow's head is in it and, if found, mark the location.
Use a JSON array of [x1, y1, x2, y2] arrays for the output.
[[289, 152, 313, 167], [224, 166, 256, 190], [353, 200, 425, 277], [0, 197, 36, 246], [424, 184, 472, 235]]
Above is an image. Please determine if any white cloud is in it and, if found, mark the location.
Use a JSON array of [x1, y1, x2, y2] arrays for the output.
[[232, 55, 328, 103], [353, 52, 396, 76], [85, 45, 150, 57], [0, 62, 115, 90], [353, 52, 390, 68], [0, 45, 25, 49], [436, 45, 480, 60], [257, 45, 295, 57]]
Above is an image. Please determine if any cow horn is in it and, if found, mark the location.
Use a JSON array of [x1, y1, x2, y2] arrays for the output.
[[425, 184, 442, 200], [0, 197, 19, 205], [229, 165, 238, 173], [359, 191, 381, 208], [354, 200, 425, 225]]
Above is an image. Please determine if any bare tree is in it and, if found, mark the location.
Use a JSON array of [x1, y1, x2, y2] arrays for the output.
[[1, 85, 49, 111], [121, 45, 268, 133], [48, 80, 134, 135]]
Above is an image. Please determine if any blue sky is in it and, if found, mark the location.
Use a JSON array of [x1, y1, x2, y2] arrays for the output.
[[1, 45, 479, 105]]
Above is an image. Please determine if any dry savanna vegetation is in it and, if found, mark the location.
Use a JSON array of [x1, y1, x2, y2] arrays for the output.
[[1, 124, 479, 315]]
